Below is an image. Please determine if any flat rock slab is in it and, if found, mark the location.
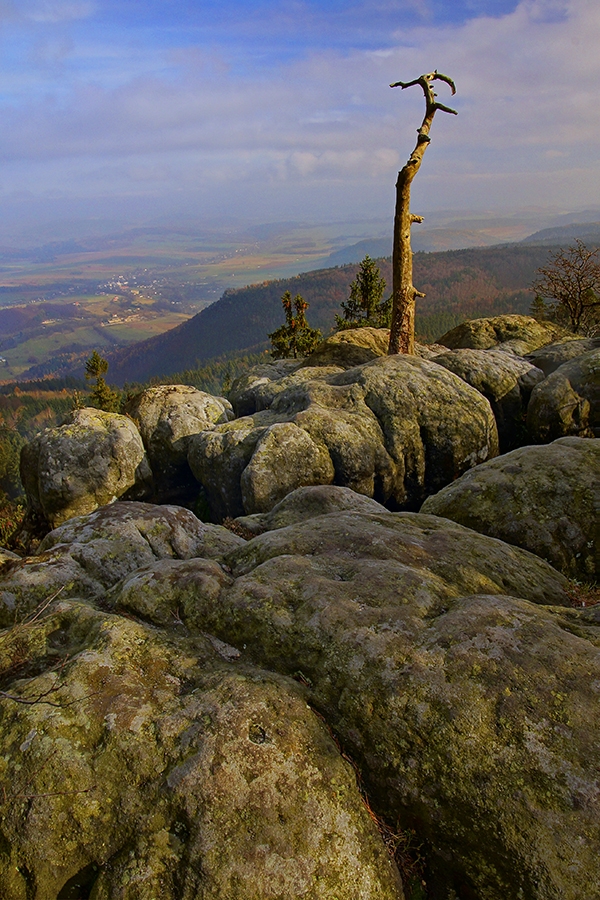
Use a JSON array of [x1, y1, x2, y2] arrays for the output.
[[421, 436, 599, 579]]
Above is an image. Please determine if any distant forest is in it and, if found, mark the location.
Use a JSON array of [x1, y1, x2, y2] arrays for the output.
[[103, 243, 557, 385]]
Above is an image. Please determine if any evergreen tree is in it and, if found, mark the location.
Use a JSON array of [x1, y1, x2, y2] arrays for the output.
[[529, 294, 550, 322], [0, 425, 25, 500], [335, 255, 390, 329], [269, 292, 322, 359], [84, 351, 120, 412]]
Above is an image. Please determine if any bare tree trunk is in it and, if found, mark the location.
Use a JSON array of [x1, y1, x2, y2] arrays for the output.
[[388, 72, 457, 355]]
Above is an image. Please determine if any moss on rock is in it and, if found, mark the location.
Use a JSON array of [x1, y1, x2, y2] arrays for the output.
[[0, 599, 404, 900]]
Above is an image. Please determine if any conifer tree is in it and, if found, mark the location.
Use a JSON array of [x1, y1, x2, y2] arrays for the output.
[[268, 292, 322, 359], [335, 255, 390, 329], [84, 351, 120, 412]]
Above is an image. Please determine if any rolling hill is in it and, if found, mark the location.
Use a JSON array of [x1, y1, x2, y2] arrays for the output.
[[99, 242, 564, 386]]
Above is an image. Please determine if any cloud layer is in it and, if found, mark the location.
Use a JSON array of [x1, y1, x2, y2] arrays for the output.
[[0, 0, 597, 224]]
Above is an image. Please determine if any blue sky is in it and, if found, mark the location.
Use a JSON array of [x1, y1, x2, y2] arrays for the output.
[[0, 0, 597, 238]]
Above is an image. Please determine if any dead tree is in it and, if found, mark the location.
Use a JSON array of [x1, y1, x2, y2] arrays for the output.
[[388, 71, 457, 354]]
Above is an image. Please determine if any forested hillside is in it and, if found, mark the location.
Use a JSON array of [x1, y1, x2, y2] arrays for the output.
[[77, 243, 562, 385]]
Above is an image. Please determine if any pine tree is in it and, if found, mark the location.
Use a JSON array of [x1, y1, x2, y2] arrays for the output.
[[84, 351, 120, 412], [529, 294, 551, 322], [335, 255, 390, 329], [268, 292, 322, 359]]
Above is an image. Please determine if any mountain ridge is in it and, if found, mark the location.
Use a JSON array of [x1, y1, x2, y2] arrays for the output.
[[99, 242, 561, 385]]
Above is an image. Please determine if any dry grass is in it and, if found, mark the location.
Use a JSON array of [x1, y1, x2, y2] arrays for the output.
[[222, 516, 261, 541], [565, 579, 600, 608]]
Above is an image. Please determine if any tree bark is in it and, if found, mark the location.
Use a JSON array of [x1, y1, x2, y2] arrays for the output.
[[388, 72, 457, 355]]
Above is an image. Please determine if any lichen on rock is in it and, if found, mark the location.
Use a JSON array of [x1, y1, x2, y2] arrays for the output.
[[20, 408, 152, 529], [124, 384, 233, 499], [527, 348, 600, 441], [421, 436, 599, 578], [0, 599, 403, 900]]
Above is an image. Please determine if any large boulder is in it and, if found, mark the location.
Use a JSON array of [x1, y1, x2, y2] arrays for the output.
[[526, 337, 600, 375], [0, 599, 403, 900], [229, 364, 344, 418], [0, 501, 244, 627], [230, 331, 443, 418], [438, 314, 572, 355], [421, 437, 598, 579], [19, 408, 152, 529], [234, 484, 389, 536], [434, 348, 545, 451], [527, 348, 600, 441], [124, 384, 233, 497], [300, 327, 391, 368], [104, 509, 600, 900], [188, 355, 499, 521]]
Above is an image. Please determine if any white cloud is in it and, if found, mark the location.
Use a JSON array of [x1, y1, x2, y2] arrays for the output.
[[0, 0, 598, 217], [27, 1, 96, 23]]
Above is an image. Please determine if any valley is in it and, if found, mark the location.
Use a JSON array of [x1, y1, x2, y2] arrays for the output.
[[0, 215, 598, 383]]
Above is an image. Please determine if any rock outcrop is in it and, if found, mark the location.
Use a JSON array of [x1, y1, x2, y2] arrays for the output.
[[526, 336, 600, 375], [434, 348, 545, 451], [421, 436, 598, 578], [101, 504, 599, 900], [189, 355, 499, 520], [234, 484, 389, 535], [19, 408, 152, 529], [437, 314, 572, 355], [0, 501, 243, 627], [229, 330, 445, 418], [124, 384, 233, 498], [299, 326, 391, 368], [2, 486, 598, 900], [527, 348, 600, 441], [0, 598, 403, 900]]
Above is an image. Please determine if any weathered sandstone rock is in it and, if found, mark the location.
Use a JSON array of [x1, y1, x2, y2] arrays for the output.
[[526, 336, 600, 375], [234, 484, 389, 535], [124, 384, 233, 496], [300, 326, 390, 368], [0, 599, 403, 900], [0, 501, 243, 627], [438, 314, 572, 355], [189, 355, 499, 520], [229, 364, 344, 418], [434, 348, 545, 450], [228, 359, 302, 417], [230, 330, 444, 418], [20, 408, 152, 528], [527, 348, 600, 441], [104, 508, 599, 900], [421, 436, 598, 578]]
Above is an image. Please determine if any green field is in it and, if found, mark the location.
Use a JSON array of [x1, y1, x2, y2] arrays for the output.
[[0, 221, 376, 379]]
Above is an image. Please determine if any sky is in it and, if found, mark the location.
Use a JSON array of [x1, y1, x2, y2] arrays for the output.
[[0, 0, 598, 238]]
